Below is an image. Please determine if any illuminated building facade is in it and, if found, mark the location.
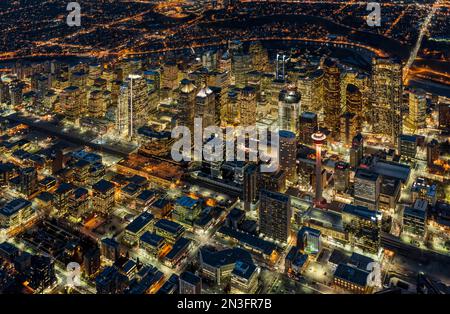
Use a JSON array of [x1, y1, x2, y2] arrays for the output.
[[370, 58, 403, 145], [259, 189, 291, 243]]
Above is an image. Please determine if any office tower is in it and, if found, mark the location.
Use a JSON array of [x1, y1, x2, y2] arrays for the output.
[[208, 86, 223, 127], [143, 69, 161, 92], [9, 80, 24, 106], [399, 134, 418, 159], [239, 86, 257, 127], [322, 58, 341, 139], [232, 51, 252, 88], [219, 51, 232, 73], [403, 199, 428, 240], [196, 87, 216, 127], [342, 204, 381, 254], [279, 130, 297, 182], [88, 63, 102, 86], [334, 161, 349, 193], [0, 79, 10, 105], [173, 196, 202, 227], [276, 53, 288, 82], [341, 70, 370, 120], [258, 169, 287, 193], [268, 78, 286, 112], [259, 189, 291, 243], [92, 179, 115, 216], [427, 139, 440, 167], [201, 50, 217, 71], [297, 226, 321, 254], [346, 84, 363, 118], [297, 69, 313, 112], [370, 57, 403, 145], [299, 111, 318, 146], [60, 86, 83, 122], [354, 168, 381, 211], [278, 88, 301, 135], [310, 69, 324, 114], [179, 271, 202, 294], [116, 74, 148, 139], [19, 167, 38, 197], [88, 90, 109, 118], [340, 111, 359, 146], [161, 61, 178, 90], [117, 83, 130, 137], [438, 102, 450, 130], [178, 79, 197, 135], [406, 88, 427, 131], [312, 130, 327, 206], [243, 164, 258, 211], [249, 41, 269, 72], [349, 133, 364, 169]]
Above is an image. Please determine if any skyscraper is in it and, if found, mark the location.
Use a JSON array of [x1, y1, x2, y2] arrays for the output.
[[322, 58, 341, 139], [349, 133, 364, 169], [312, 130, 327, 206], [279, 130, 297, 182], [427, 139, 440, 167], [196, 86, 216, 127], [299, 112, 318, 146], [278, 88, 301, 135], [259, 189, 291, 243], [370, 57, 403, 145], [239, 86, 257, 127], [406, 88, 427, 131], [178, 79, 197, 135]]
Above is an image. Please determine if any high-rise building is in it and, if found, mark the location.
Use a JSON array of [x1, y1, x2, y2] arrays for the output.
[[243, 164, 258, 211], [60, 86, 84, 122], [370, 57, 403, 145], [19, 167, 38, 197], [278, 88, 301, 135], [341, 70, 370, 121], [249, 41, 269, 72], [178, 79, 197, 135], [276, 53, 289, 82], [322, 58, 341, 139], [232, 51, 251, 88], [334, 161, 349, 193], [88, 90, 109, 118], [259, 189, 291, 243], [403, 199, 428, 239], [354, 168, 381, 211], [92, 179, 115, 216], [427, 139, 440, 167], [161, 61, 179, 91], [299, 112, 318, 146], [342, 204, 381, 254], [312, 130, 327, 206], [346, 84, 363, 120], [340, 111, 359, 146], [201, 50, 218, 71], [406, 88, 427, 131], [195, 87, 216, 127], [279, 130, 297, 182], [349, 133, 364, 169], [239, 86, 257, 127], [438, 101, 450, 130], [116, 74, 148, 139], [399, 134, 418, 159], [179, 271, 202, 294]]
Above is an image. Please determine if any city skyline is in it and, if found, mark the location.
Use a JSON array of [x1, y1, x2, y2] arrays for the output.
[[0, 0, 449, 299]]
